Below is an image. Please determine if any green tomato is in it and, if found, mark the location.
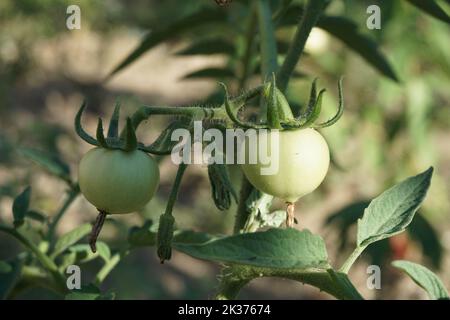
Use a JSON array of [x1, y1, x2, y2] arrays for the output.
[[78, 148, 160, 214], [240, 128, 329, 203]]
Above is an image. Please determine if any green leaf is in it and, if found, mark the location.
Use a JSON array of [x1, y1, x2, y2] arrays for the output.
[[18, 147, 71, 183], [392, 260, 449, 300], [12, 186, 31, 228], [327, 269, 364, 300], [357, 167, 433, 248], [67, 243, 99, 263], [52, 223, 92, 258], [108, 8, 227, 78], [182, 67, 235, 80], [174, 228, 329, 269], [0, 259, 23, 299], [176, 38, 235, 56], [96, 242, 111, 261], [317, 16, 399, 82], [65, 284, 114, 300], [326, 201, 443, 268], [406, 0, 450, 24]]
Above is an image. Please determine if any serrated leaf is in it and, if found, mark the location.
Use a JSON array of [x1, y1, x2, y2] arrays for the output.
[[12, 186, 31, 228], [406, 0, 450, 24], [108, 8, 227, 78], [326, 201, 443, 268], [182, 67, 235, 80], [0, 259, 23, 299], [357, 167, 433, 248], [95, 242, 111, 261], [18, 147, 71, 183], [392, 260, 449, 300], [174, 228, 329, 269], [176, 39, 235, 56], [52, 223, 92, 258]]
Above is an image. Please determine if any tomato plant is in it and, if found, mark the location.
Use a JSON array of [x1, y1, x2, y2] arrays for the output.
[[1, 0, 449, 301]]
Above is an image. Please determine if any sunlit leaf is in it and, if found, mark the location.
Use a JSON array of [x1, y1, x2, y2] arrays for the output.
[[175, 228, 330, 269], [357, 167, 433, 248]]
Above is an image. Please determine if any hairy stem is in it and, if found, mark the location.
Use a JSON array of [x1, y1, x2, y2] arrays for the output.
[[277, 0, 329, 92]]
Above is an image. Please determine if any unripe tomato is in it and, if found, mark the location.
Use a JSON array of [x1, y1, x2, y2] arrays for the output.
[[78, 148, 160, 214], [240, 128, 329, 203]]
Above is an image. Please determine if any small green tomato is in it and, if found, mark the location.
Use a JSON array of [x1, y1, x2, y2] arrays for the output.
[[78, 147, 160, 214], [240, 128, 330, 203]]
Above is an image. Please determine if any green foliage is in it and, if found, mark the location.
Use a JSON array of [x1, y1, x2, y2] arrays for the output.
[[357, 167, 433, 248], [392, 260, 449, 300], [175, 228, 329, 270], [51, 224, 92, 258]]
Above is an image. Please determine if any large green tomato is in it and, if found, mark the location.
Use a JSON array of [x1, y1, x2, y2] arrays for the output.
[[240, 128, 329, 203], [78, 148, 160, 214]]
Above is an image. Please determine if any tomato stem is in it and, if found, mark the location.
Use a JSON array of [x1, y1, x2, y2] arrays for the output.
[[89, 210, 108, 253], [286, 202, 295, 228]]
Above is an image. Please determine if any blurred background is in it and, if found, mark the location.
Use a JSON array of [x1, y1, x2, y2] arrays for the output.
[[0, 0, 449, 299]]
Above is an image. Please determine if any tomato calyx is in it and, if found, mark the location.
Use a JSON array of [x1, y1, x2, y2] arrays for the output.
[[222, 75, 344, 131], [76, 101, 178, 154]]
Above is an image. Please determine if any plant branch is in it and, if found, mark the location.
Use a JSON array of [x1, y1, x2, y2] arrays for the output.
[[339, 245, 366, 274], [277, 0, 329, 92], [257, 0, 279, 78], [216, 265, 363, 300], [95, 252, 123, 285]]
